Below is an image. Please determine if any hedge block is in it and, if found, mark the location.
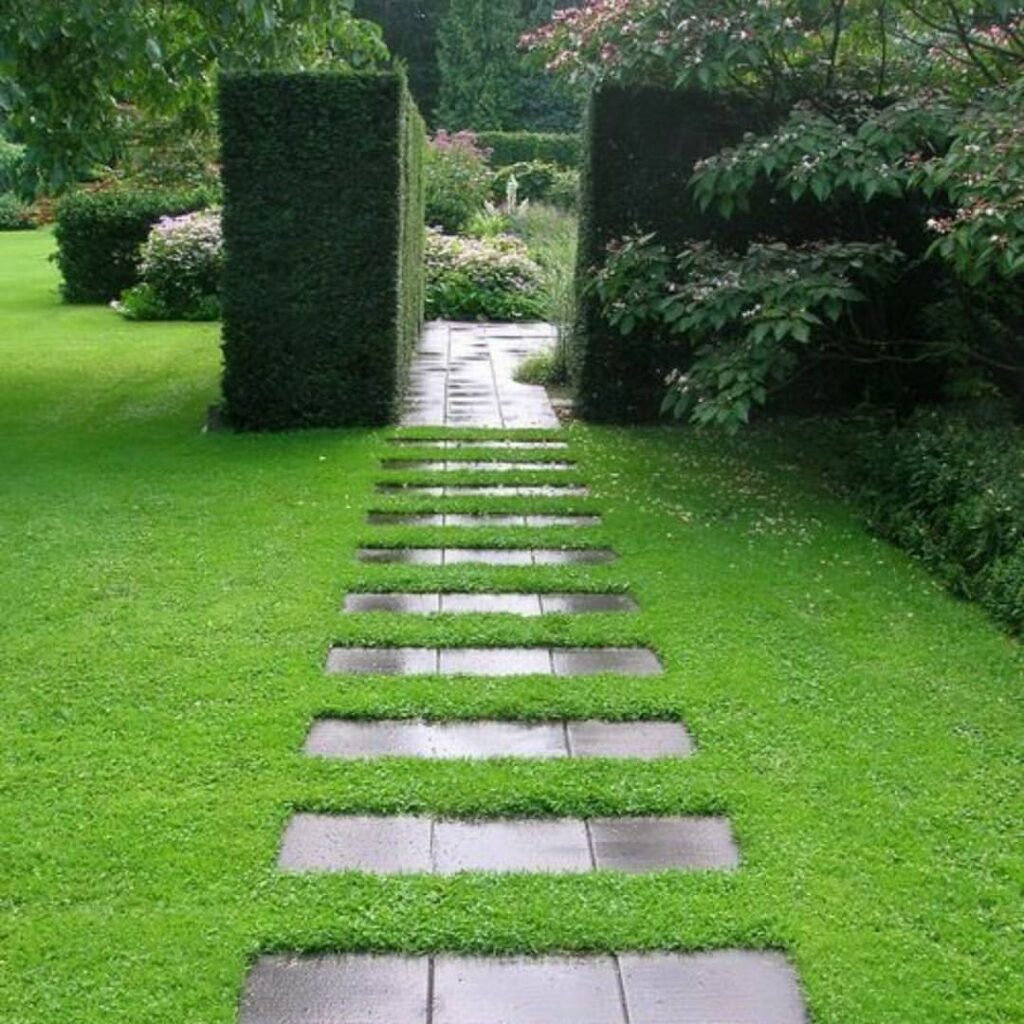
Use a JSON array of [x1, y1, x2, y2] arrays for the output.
[[573, 87, 765, 422], [219, 71, 425, 430], [477, 131, 580, 169]]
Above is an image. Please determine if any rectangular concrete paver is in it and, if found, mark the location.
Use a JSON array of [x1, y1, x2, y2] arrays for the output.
[[356, 548, 444, 565], [304, 720, 694, 760], [567, 721, 695, 758], [590, 817, 739, 872], [326, 648, 438, 675], [343, 594, 441, 614], [433, 819, 592, 874], [438, 647, 553, 676], [439, 593, 545, 615], [619, 951, 809, 1023], [541, 593, 639, 613], [278, 814, 432, 874], [239, 955, 428, 1024], [432, 957, 624, 1024], [553, 648, 662, 676]]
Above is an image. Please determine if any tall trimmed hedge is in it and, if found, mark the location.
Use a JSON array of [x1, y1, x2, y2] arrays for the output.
[[219, 71, 425, 430], [54, 186, 217, 303], [573, 87, 766, 422], [477, 131, 580, 169]]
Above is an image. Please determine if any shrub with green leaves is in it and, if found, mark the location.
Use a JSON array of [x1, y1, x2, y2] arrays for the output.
[[475, 131, 581, 168], [490, 160, 572, 205], [594, 234, 902, 431], [424, 129, 492, 233], [114, 208, 222, 321], [847, 409, 1023, 635], [54, 185, 218, 302], [0, 193, 35, 231], [425, 230, 544, 321]]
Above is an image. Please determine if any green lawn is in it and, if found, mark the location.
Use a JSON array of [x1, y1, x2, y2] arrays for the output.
[[2, 228, 1021, 1024]]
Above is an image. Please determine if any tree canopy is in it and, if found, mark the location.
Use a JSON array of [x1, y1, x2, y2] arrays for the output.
[[0, 0, 388, 188]]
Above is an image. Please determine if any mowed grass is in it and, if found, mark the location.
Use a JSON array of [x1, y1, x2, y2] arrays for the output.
[[1, 229, 1022, 1024]]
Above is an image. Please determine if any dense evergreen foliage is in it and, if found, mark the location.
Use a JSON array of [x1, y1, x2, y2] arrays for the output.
[[219, 71, 424, 430], [476, 131, 580, 168]]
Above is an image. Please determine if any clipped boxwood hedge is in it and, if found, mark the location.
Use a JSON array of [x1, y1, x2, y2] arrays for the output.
[[54, 185, 218, 303], [219, 70, 425, 430], [476, 131, 580, 169]]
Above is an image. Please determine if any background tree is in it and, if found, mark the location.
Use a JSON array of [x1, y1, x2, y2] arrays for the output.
[[436, 0, 525, 129]]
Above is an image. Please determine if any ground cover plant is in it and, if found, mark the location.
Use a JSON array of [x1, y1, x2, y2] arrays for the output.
[[3, 228, 1023, 1023]]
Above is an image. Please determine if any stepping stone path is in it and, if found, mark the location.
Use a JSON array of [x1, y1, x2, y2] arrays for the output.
[[244, 322, 809, 1021]]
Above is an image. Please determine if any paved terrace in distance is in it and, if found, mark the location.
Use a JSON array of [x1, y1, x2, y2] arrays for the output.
[[402, 321, 561, 429], [241, 320, 811, 1023]]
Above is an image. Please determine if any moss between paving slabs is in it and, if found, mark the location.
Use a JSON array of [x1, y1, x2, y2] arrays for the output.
[[2, 230, 1023, 1024]]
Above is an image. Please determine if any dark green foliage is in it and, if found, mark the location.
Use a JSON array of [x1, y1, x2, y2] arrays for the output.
[[848, 409, 1024, 634], [477, 131, 581, 168], [354, 0, 448, 120], [437, 0, 522, 130], [0, 193, 34, 231], [0, 138, 26, 194], [356, 0, 581, 130], [219, 71, 424, 431], [573, 87, 766, 422], [54, 185, 217, 302]]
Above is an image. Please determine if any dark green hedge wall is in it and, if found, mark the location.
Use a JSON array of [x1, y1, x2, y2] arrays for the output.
[[219, 71, 425, 430], [573, 87, 766, 422], [476, 131, 580, 169], [54, 186, 216, 303]]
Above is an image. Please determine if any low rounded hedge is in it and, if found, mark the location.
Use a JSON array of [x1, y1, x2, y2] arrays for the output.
[[849, 408, 1023, 634], [55, 184, 219, 303]]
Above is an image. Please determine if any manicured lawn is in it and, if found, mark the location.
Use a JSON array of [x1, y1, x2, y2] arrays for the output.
[[2, 228, 1021, 1023]]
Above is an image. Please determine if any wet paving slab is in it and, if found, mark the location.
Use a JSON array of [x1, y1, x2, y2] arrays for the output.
[[303, 719, 694, 760]]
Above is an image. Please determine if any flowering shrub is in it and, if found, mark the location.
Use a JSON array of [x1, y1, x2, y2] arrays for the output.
[[594, 234, 902, 430], [115, 208, 222, 321], [0, 193, 35, 231], [425, 129, 493, 233], [521, 0, 808, 93], [425, 229, 545, 321]]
